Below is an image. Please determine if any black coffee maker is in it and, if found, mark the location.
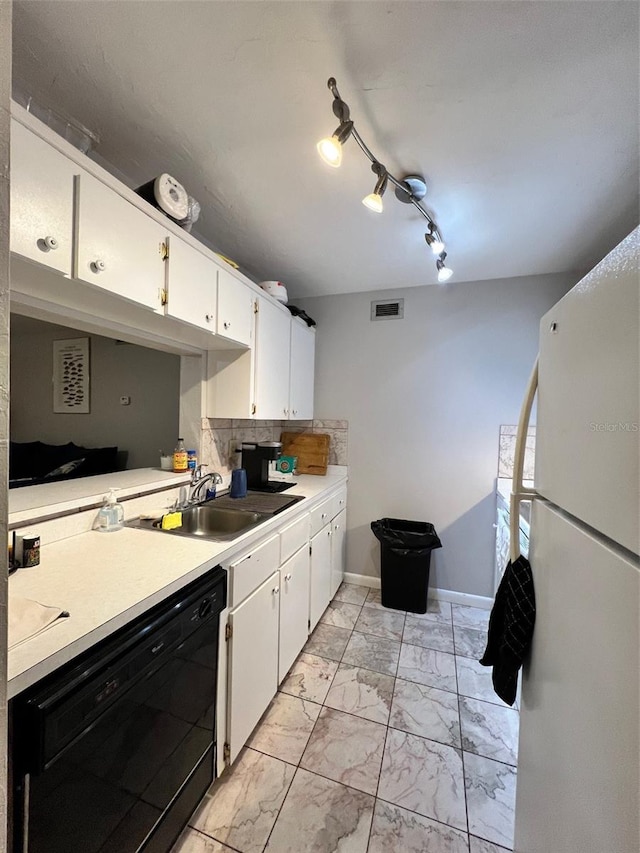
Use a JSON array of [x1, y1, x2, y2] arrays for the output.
[[240, 442, 295, 493]]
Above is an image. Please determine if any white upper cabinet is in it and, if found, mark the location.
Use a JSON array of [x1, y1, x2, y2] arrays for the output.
[[253, 295, 291, 420], [289, 319, 315, 420], [75, 171, 166, 311], [10, 119, 76, 276], [216, 267, 253, 347], [164, 235, 217, 331]]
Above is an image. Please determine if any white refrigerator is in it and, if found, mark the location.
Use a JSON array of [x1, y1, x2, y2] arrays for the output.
[[513, 227, 639, 853]]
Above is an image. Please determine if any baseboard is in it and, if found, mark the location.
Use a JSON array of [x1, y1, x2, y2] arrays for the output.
[[429, 587, 493, 611], [343, 573, 493, 611], [343, 572, 380, 589]]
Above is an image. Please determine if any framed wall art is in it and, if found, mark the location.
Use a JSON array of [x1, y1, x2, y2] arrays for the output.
[[53, 337, 90, 413]]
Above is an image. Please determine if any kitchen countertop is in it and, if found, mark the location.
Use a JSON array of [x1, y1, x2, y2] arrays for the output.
[[9, 468, 193, 527], [8, 467, 347, 698]]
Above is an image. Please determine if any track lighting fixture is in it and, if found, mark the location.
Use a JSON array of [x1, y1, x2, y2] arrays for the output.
[[317, 77, 451, 282], [362, 163, 388, 213]]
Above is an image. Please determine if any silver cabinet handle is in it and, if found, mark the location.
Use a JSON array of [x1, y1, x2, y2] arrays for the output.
[[272, 586, 280, 595], [284, 408, 289, 416], [205, 314, 214, 322], [91, 259, 106, 273], [284, 573, 292, 582], [292, 409, 298, 416], [41, 235, 59, 251], [223, 321, 231, 329], [334, 524, 340, 531], [321, 512, 327, 519], [151, 642, 164, 655]]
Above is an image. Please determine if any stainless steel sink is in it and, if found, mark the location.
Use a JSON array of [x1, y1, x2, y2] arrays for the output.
[[181, 505, 267, 537], [129, 504, 269, 542]]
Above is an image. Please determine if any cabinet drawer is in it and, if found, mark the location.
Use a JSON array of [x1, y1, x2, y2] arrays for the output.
[[309, 498, 332, 539], [279, 512, 310, 565], [328, 486, 347, 521], [230, 534, 280, 604]]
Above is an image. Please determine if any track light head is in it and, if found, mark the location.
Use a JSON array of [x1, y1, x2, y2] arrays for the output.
[[425, 225, 445, 256], [316, 120, 353, 168], [436, 254, 453, 283], [362, 165, 388, 213], [317, 135, 342, 167]]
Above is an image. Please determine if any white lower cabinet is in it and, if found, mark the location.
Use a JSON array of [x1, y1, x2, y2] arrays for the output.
[[227, 570, 280, 764], [330, 508, 347, 598], [224, 485, 347, 766], [278, 545, 311, 683], [309, 524, 332, 631]]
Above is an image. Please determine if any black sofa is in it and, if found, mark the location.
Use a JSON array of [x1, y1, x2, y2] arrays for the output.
[[9, 441, 121, 488]]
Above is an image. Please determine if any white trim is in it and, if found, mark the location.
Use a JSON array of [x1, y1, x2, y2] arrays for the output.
[[343, 571, 380, 589], [428, 587, 493, 611], [343, 573, 493, 611]]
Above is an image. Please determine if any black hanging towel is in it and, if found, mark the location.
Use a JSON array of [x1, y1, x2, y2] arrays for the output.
[[480, 554, 536, 705]]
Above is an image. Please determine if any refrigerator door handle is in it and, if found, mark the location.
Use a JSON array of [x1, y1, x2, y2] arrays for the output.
[[511, 357, 540, 562]]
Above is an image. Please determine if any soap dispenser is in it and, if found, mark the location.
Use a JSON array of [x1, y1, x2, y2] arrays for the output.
[[96, 489, 125, 532]]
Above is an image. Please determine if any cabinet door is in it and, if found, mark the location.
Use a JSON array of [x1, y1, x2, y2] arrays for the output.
[[253, 296, 291, 419], [279, 545, 311, 683], [289, 320, 315, 420], [217, 267, 253, 346], [165, 235, 217, 331], [75, 172, 166, 311], [309, 525, 332, 631], [227, 571, 280, 763], [330, 509, 347, 599], [10, 120, 76, 276]]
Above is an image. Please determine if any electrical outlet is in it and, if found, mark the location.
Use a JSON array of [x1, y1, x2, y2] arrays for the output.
[[120, 396, 131, 406]]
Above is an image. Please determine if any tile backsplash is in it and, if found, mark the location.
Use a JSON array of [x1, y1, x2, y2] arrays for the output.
[[202, 418, 349, 475], [498, 424, 536, 480]]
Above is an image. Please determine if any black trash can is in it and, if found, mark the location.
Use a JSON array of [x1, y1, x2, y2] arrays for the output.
[[371, 518, 442, 614]]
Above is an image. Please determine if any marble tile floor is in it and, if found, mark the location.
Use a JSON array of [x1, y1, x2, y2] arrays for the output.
[[173, 585, 518, 853]]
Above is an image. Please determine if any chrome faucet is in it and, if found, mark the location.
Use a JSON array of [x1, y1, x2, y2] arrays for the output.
[[188, 465, 223, 504]]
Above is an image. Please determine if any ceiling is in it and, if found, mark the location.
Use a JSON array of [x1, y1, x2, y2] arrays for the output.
[[11, 1, 639, 298]]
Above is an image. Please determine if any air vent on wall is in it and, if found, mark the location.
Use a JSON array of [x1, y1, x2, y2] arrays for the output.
[[371, 299, 404, 321]]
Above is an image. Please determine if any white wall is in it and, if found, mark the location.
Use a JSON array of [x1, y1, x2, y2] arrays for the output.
[[10, 315, 181, 469], [300, 272, 576, 598]]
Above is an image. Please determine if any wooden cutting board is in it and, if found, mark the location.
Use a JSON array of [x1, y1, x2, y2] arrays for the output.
[[280, 432, 330, 476]]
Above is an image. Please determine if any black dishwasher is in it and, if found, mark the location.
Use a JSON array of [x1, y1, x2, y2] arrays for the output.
[[10, 567, 227, 853]]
